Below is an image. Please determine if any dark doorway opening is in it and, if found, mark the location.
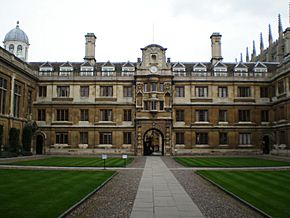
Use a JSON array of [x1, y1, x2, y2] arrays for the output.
[[262, 135, 270, 154], [143, 129, 164, 156], [36, 135, 44, 154]]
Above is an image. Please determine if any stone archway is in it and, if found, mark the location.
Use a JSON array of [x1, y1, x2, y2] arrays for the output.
[[143, 128, 164, 156], [36, 134, 44, 154]]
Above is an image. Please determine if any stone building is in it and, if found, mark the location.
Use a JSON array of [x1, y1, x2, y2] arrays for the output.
[[1, 17, 290, 156], [0, 47, 37, 149]]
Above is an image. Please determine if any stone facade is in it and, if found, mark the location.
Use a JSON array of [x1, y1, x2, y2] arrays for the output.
[[0, 48, 37, 148], [0, 20, 290, 156]]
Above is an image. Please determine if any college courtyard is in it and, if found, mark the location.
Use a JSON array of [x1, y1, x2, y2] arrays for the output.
[[1, 5, 290, 217], [0, 155, 290, 218]]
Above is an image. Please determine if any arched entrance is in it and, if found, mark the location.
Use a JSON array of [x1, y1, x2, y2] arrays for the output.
[[262, 135, 270, 154], [36, 134, 44, 154], [143, 128, 164, 156]]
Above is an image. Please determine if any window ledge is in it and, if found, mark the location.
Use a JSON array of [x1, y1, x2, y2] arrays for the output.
[[218, 122, 228, 125], [51, 144, 69, 148], [78, 144, 88, 149], [238, 144, 254, 147], [96, 121, 115, 125], [175, 144, 185, 148], [238, 122, 253, 124], [195, 144, 209, 148], [97, 144, 113, 148], [219, 144, 229, 147], [175, 121, 185, 124]]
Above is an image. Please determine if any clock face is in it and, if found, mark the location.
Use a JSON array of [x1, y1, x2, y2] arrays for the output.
[[150, 66, 158, 73]]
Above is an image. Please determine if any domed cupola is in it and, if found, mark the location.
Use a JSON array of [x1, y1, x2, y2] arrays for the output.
[[3, 21, 30, 61]]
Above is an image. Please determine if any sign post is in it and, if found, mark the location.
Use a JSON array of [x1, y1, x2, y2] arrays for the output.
[[122, 154, 128, 167], [101, 154, 107, 169]]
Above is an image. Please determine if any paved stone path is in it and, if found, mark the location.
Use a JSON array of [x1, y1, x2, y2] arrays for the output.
[[130, 157, 204, 218]]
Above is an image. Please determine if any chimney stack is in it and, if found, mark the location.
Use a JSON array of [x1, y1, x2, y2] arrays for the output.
[[84, 33, 96, 65], [210, 32, 223, 64]]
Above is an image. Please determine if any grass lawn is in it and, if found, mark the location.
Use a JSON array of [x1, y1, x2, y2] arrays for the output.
[[2, 156, 133, 167], [174, 157, 290, 167], [0, 169, 115, 218], [197, 170, 290, 218]]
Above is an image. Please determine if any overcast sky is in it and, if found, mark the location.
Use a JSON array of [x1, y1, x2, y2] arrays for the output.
[[0, 0, 288, 63]]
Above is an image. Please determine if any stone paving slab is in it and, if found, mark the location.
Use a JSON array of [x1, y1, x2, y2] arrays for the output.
[[130, 157, 204, 218]]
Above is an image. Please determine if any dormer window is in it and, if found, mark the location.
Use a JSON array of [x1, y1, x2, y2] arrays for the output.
[[59, 62, 73, 76], [254, 62, 267, 73], [173, 62, 185, 71], [193, 63, 207, 72], [122, 61, 135, 76], [102, 61, 115, 76], [173, 62, 186, 76], [80, 62, 94, 76], [39, 62, 53, 76], [234, 63, 248, 72], [213, 61, 227, 72], [213, 61, 227, 76]]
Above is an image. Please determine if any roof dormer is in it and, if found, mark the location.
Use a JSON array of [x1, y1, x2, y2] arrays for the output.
[[122, 61, 135, 72], [80, 61, 94, 76], [193, 63, 207, 72], [102, 61, 115, 71], [80, 61, 94, 71], [213, 61, 227, 72], [172, 62, 185, 72], [234, 62, 248, 72], [39, 62, 53, 72], [254, 61, 267, 72], [60, 62, 73, 71]]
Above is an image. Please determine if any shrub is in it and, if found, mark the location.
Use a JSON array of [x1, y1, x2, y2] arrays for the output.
[[22, 124, 33, 152], [0, 151, 17, 158], [0, 125, 3, 146], [21, 150, 33, 156], [8, 128, 20, 153]]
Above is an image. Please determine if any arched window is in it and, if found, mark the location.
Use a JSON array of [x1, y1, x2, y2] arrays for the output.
[[17, 45, 22, 56], [9, 44, 14, 52]]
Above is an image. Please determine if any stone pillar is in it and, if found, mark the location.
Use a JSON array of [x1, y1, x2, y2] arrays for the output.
[[165, 126, 171, 155], [210, 32, 223, 64], [137, 126, 142, 155], [10, 74, 15, 117]]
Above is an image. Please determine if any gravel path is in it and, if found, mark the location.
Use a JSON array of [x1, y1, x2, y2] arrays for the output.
[[162, 157, 263, 218], [65, 157, 145, 218]]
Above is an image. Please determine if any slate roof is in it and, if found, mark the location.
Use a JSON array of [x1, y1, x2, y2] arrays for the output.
[[28, 61, 279, 73]]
